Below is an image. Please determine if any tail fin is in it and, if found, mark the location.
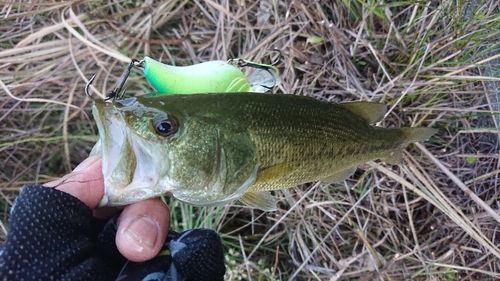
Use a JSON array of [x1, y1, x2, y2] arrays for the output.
[[401, 127, 437, 145], [381, 127, 437, 164]]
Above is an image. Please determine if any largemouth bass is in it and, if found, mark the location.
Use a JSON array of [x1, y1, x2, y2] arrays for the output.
[[91, 93, 436, 210]]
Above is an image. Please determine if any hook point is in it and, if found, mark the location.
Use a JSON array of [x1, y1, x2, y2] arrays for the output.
[[85, 74, 97, 100]]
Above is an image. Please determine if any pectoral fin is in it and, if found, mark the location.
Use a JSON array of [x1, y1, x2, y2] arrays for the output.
[[319, 167, 357, 183], [340, 102, 387, 124], [239, 191, 277, 211]]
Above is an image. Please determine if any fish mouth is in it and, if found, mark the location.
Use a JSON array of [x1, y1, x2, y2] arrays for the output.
[[91, 99, 165, 206]]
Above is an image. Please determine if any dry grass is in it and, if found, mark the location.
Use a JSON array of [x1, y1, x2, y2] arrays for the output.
[[1, 1, 500, 280]]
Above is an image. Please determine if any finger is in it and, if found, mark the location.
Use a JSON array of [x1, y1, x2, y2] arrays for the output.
[[44, 155, 104, 209], [116, 198, 170, 262]]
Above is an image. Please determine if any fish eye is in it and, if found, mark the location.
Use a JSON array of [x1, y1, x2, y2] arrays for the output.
[[154, 118, 178, 137]]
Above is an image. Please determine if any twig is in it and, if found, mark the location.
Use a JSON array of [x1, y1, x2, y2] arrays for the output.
[[414, 142, 500, 224]]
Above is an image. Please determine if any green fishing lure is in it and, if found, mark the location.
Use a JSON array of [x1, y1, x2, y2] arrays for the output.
[[86, 54, 282, 101], [138, 54, 281, 96], [140, 57, 253, 94]]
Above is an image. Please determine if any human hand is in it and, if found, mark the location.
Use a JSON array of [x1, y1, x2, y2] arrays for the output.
[[45, 155, 170, 263]]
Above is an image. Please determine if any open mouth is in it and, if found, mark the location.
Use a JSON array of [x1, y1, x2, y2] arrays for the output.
[[93, 101, 127, 184], [92, 100, 164, 206], [92, 101, 129, 205]]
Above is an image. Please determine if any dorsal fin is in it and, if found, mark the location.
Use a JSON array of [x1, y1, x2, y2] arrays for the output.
[[339, 102, 387, 124]]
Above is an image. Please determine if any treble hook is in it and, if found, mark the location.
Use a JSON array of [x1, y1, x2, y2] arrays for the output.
[[228, 49, 282, 90], [84, 59, 144, 101], [268, 49, 282, 66], [106, 59, 143, 101], [228, 49, 282, 68]]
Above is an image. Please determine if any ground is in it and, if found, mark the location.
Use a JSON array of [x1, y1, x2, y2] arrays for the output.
[[1, 1, 500, 280]]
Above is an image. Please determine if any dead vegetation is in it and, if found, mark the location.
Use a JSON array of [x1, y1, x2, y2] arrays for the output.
[[1, 1, 500, 280]]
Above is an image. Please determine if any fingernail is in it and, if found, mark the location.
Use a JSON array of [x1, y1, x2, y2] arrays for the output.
[[73, 155, 101, 172], [123, 216, 159, 249]]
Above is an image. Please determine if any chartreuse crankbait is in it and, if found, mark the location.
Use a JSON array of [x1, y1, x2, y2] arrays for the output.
[[88, 53, 282, 100], [139, 57, 253, 94], [137, 52, 281, 95], [85, 57, 278, 101]]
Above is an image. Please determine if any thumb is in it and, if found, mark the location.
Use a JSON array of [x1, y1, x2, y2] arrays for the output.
[[44, 155, 104, 209]]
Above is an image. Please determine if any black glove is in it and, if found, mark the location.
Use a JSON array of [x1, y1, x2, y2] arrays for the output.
[[0, 185, 225, 281]]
